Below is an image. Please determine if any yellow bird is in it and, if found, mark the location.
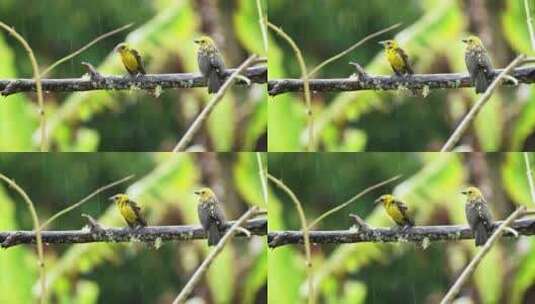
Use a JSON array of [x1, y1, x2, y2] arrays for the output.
[[194, 36, 226, 94], [461, 186, 494, 246], [379, 40, 414, 76], [194, 187, 226, 246], [109, 193, 147, 229], [114, 42, 146, 76], [462, 36, 494, 94], [375, 194, 414, 228]]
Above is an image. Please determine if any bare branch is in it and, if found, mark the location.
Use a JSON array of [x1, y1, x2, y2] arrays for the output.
[[0, 173, 46, 303], [441, 55, 526, 151], [0, 218, 266, 248], [0, 22, 46, 151], [172, 55, 258, 152], [307, 23, 401, 77], [268, 22, 314, 152], [172, 207, 261, 304], [525, 0, 535, 51], [267, 217, 535, 248], [524, 153, 535, 205], [256, 152, 268, 206], [40, 175, 135, 229], [256, 0, 268, 53], [440, 207, 527, 304], [40, 23, 133, 77], [267, 174, 315, 304], [267, 65, 535, 96], [0, 66, 266, 96], [308, 175, 401, 229]]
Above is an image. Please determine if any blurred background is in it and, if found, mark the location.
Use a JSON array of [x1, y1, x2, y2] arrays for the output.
[[0, 153, 267, 303], [0, 0, 267, 152], [268, 152, 535, 303], [268, 0, 535, 151]]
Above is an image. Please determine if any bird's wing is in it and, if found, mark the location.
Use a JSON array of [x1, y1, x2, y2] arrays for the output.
[[129, 200, 147, 225], [477, 198, 493, 230], [131, 49, 146, 74], [208, 197, 226, 226], [394, 199, 413, 224], [397, 48, 414, 74], [209, 51, 225, 74], [477, 51, 493, 77], [394, 199, 408, 212]]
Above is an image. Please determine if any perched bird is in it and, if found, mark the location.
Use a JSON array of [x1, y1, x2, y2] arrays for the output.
[[109, 193, 147, 229], [114, 42, 146, 77], [194, 187, 226, 246], [461, 186, 494, 246], [379, 40, 414, 77], [375, 194, 414, 228], [194, 36, 226, 94], [462, 36, 494, 94]]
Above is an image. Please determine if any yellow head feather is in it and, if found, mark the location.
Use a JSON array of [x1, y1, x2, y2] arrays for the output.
[[379, 40, 399, 50], [109, 193, 129, 204], [375, 194, 395, 206], [194, 187, 217, 202], [462, 36, 484, 48], [194, 36, 215, 47], [114, 42, 130, 54], [461, 186, 484, 201]]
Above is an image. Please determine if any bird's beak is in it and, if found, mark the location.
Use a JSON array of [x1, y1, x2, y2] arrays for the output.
[[193, 39, 201, 44], [374, 198, 381, 205], [193, 190, 201, 195], [461, 39, 468, 44], [108, 195, 116, 201], [378, 41, 386, 45], [461, 190, 467, 195]]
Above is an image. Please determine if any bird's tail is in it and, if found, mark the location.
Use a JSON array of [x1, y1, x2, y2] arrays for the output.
[[474, 224, 490, 246], [207, 71, 224, 94], [474, 73, 491, 94], [207, 225, 223, 246]]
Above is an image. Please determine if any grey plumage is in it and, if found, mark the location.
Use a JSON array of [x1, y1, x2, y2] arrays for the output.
[[465, 196, 493, 246], [197, 196, 226, 246]]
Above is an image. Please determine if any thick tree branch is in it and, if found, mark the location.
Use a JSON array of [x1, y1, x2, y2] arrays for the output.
[[0, 218, 266, 249], [0, 65, 266, 97], [267, 218, 535, 248], [267, 66, 535, 96]]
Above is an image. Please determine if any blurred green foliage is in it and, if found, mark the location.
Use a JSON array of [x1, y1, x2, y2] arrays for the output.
[[268, 0, 535, 151], [0, 152, 267, 303], [0, 0, 266, 152], [268, 152, 535, 303]]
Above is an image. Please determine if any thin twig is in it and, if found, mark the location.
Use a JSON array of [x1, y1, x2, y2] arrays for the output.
[[307, 175, 401, 229], [307, 23, 401, 77], [440, 207, 527, 304], [525, 153, 535, 205], [267, 22, 314, 152], [0, 218, 267, 248], [267, 174, 315, 304], [256, 152, 268, 206], [0, 173, 46, 303], [40, 23, 133, 77], [0, 22, 46, 151], [172, 207, 260, 304], [525, 0, 535, 51], [39, 175, 134, 229], [256, 0, 268, 53], [441, 55, 526, 152], [172, 55, 258, 152]]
